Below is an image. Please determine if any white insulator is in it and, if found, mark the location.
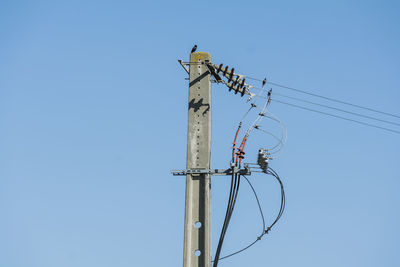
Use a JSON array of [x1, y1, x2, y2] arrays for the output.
[[257, 149, 269, 173]]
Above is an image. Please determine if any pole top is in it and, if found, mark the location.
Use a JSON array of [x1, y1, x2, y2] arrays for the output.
[[191, 51, 211, 62]]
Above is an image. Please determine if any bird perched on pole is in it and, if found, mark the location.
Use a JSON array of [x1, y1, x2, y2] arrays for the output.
[[191, 44, 197, 53]]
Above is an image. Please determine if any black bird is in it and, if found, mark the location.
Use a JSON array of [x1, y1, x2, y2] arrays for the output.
[[191, 44, 197, 53], [262, 78, 267, 88]]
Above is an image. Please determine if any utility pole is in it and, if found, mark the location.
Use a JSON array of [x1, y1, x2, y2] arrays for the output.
[[183, 51, 212, 267], [173, 51, 253, 267]]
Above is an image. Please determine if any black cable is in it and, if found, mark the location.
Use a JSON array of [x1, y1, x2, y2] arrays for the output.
[[213, 173, 241, 267], [216, 169, 285, 261], [213, 173, 235, 266], [267, 167, 285, 228], [218, 239, 259, 261], [242, 175, 266, 232], [214, 174, 261, 262], [273, 99, 400, 134]]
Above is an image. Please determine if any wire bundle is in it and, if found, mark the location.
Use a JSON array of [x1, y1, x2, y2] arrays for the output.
[[217, 168, 285, 261], [213, 78, 286, 266], [212, 126, 245, 267]]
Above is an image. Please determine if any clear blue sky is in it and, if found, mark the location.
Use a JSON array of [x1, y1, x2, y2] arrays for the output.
[[1, 1, 399, 267]]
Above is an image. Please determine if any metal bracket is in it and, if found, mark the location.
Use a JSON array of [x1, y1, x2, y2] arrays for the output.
[[171, 165, 251, 176], [178, 59, 190, 74], [205, 63, 223, 83]]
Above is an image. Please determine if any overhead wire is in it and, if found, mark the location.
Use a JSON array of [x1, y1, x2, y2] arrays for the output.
[[244, 102, 287, 159], [258, 110, 287, 158], [246, 77, 400, 119], [257, 128, 285, 155], [253, 91, 400, 127], [273, 99, 400, 134], [248, 84, 400, 134]]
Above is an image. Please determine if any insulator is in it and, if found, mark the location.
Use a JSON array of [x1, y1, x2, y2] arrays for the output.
[[223, 66, 229, 76], [236, 150, 245, 156], [227, 70, 233, 83], [262, 78, 267, 88], [217, 64, 223, 73], [257, 149, 269, 173], [232, 76, 239, 86], [229, 68, 235, 81], [241, 78, 246, 88], [241, 86, 245, 96], [228, 83, 233, 92]]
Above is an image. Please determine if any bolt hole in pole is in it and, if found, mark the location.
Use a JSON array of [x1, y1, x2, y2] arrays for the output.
[[194, 250, 201, 257], [195, 221, 202, 228]]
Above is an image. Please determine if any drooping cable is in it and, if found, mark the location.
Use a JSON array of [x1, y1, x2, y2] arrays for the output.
[[217, 168, 285, 261], [253, 109, 287, 159]]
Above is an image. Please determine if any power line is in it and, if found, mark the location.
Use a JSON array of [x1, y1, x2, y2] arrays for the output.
[[258, 93, 400, 127], [273, 99, 400, 134], [246, 76, 400, 119]]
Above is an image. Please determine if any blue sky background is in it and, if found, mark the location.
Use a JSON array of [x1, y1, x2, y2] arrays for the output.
[[1, 1, 399, 267]]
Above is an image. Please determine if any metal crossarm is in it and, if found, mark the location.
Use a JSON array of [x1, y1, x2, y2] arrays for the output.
[[171, 166, 251, 176]]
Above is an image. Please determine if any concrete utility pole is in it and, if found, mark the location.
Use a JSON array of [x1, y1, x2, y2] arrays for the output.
[[183, 51, 212, 267]]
